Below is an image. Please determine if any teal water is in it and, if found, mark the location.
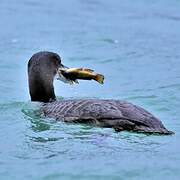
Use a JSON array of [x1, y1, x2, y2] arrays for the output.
[[0, 0, 180, 179]]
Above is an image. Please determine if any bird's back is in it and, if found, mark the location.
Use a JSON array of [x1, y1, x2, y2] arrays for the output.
[[42, 99, 173, 134]]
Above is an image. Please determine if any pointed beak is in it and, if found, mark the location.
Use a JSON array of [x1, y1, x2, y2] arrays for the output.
[[59, 63, 69, 70]]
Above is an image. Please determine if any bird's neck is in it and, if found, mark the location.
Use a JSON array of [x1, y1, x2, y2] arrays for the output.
[[29, 78, 56, 103]]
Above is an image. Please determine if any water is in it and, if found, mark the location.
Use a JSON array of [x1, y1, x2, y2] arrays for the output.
[[0, 0, 180, 179]]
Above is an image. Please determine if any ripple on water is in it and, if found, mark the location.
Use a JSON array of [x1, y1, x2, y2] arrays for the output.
[[158, 83, 180, 90], [21, 102, 165, 159], [126, 95, 158, 100], [101, 38, 119, 44]]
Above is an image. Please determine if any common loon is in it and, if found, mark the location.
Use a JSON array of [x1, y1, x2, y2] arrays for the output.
[[28, 51, 173, 135]]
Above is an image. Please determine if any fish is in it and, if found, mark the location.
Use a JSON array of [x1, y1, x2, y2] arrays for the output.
[[57, 67, 104, 85]]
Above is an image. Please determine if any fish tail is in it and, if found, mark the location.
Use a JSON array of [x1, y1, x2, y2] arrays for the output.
[[94, 74, 104, 84]]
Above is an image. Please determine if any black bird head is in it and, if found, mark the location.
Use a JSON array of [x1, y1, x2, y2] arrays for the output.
[[28, 51, 66, 102]]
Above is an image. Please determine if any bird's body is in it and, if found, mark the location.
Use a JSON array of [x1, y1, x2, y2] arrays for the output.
[[28, 51, 173, 135], [42, 99, 172, 134]]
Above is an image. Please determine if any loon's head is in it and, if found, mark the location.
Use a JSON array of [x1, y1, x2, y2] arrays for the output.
[[28, 51, 67, 103]]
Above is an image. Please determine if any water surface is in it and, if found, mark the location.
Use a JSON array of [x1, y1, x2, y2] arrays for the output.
[[0, 0, 180, 179]]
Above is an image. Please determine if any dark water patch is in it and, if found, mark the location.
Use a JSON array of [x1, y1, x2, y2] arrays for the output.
[[101, 38, 119, 44], [125, 95, 157, 100], [156, 107, 171, 112], [156, 13, 180, 22], [68, 56, 94, 62], [29, 118, 52, 132], [158, 83, 180, 90]]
